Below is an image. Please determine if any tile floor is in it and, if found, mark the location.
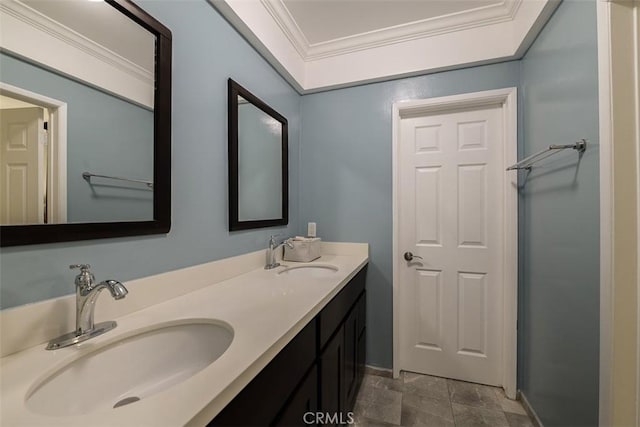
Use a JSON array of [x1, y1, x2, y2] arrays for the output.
[[353, 369, 534, 427]]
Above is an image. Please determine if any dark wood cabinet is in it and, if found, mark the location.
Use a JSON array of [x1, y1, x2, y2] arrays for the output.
[[273, 366, 318, 426], [343, 306, 359, 412], [318, 291, 367, 426], [210, 266, 367, 427], [319, 326, 344, 423], [318, 269, 366, 349], [209, 321, 317, 426], [356, 295, 366, 394]]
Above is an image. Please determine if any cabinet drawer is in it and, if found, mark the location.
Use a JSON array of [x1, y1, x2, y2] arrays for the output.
[[209, 319, 317, 426], [318, 267, 366, 350]]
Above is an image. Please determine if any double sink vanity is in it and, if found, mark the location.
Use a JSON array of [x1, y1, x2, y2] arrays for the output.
[[0, 242, 368, 426], [0, 0, 367, 425]]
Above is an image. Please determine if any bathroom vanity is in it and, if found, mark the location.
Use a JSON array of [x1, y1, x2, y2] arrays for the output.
[[210, 267, 366, 426], [0, 242, 368, 426]]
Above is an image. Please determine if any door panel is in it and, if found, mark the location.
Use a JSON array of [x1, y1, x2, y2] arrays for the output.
[[415, 269, 442, 350], [398, 105, 504, 386], [457, 272, 487, 356], [458, 164, 487, 247], [415, 167, 442, 246]]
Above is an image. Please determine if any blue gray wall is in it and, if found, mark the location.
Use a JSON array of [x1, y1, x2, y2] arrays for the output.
[[299, 62, 522, 369], [0, 52, 154, 223], [519, 1, 600, 425], [0, 0, 300, 308]]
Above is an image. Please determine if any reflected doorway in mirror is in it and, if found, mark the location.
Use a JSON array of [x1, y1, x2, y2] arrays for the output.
[[0, 82, 67, 225]]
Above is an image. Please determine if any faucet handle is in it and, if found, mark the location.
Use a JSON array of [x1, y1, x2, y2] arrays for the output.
[[268, 235, 280, 247], [69, 264, 95, 288]]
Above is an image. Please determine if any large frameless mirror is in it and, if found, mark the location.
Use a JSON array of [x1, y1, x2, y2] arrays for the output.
[[0, 0, 172, 246], [228, 79, 288, 231]]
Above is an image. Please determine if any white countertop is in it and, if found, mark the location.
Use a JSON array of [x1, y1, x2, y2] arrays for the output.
[[0, 247, 368, 426]]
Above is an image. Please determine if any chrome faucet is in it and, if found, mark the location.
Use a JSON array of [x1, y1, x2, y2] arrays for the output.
[[46, 264, 128, 350], [265, 235, 294, 270]]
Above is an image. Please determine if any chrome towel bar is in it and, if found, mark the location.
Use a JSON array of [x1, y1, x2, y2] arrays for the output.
[[82, 172, 153, 188], [506, 139, 586, 171]]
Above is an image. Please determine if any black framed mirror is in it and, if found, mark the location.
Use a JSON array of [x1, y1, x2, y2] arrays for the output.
[[228, 79, 288, 231], [0, 0, 171, 246]]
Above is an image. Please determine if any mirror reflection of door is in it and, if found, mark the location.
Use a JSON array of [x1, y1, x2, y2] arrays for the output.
[[0, 89, 66, 225], [0, 104, 45, 224]]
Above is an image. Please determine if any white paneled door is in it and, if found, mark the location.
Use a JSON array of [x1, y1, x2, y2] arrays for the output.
[[398, 103, 505, 386], [0, 107, 45, 224]]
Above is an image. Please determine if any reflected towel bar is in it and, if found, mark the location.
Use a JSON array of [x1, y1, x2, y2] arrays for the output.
[[506, 139, 586, 171], [82, 172, 154, 188]]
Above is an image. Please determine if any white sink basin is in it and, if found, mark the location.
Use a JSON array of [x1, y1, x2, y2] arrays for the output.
[[277, 264, 339, 278], [26, 320, 233, 416]]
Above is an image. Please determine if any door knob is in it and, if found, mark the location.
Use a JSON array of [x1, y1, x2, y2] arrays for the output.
[[404, 252, 423, 261]]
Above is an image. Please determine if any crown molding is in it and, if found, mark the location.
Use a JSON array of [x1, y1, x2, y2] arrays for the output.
[[260, 0, 309, 59], [263, 0, 524, 61], [0, 0, 153, 108], [210, 0, 560, 93]]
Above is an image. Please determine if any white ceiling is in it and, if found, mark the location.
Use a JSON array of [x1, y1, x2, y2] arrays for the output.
[[212, 0, 559, 93], [282, 0, 503, 45]]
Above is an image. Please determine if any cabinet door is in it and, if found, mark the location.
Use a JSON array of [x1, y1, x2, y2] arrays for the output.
[[273, 365, 318, 426], [356, 293, 366, 387], [343, 307, 359, 411], [319, 326, 344, 422]]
